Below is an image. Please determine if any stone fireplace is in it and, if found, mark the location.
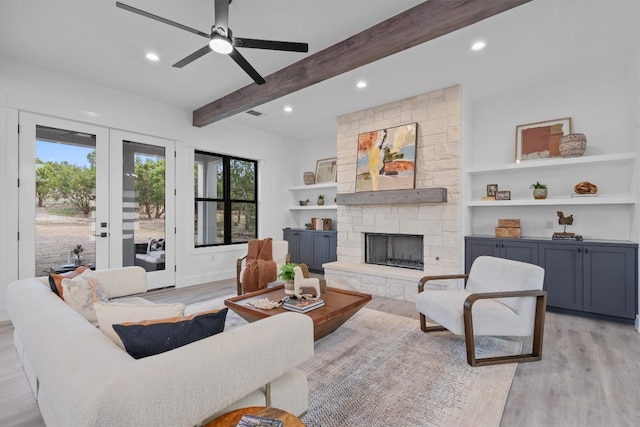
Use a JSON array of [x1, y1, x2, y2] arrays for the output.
[[323, 86, 462, 302]]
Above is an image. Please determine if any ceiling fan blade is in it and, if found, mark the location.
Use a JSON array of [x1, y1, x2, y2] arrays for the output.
[[234, 38, 309, 53], [229, 49, 266, 85], [116, 2, 209, 39], [173, 45, 212, 68], [214, 0, 230, 32]]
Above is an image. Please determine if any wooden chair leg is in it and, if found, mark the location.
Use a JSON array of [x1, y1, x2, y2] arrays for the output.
[[464, 293, 547, 367], [420, 313, 447, 333]]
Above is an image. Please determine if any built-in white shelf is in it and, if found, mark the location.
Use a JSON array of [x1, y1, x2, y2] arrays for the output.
[[288, 205, 338, 211], [467, 195, 635, 207], [467, 152, 636, 175], [288, 182, 338, 191]]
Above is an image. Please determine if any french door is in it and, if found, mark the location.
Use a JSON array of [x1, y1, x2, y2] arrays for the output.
[[110, 130, 175, 289], [18, 113, 175, 289]]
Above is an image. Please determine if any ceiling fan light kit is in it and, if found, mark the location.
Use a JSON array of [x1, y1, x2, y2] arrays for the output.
[[209, 33, 233, 55], [115, 0, 308, 85]]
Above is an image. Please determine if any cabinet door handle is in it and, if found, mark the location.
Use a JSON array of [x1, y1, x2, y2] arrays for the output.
[[585, 248, 589, 254], [577, 248, 581, 253]]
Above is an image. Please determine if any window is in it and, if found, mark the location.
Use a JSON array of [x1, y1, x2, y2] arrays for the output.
[[194, 151, 257, 246]]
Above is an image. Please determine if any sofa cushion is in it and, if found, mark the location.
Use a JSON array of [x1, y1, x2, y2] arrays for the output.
[[61, 269, 109, 324], [49, 264, 90, 299], [94, 301, 186, 349], [113, 308, 228, 359]]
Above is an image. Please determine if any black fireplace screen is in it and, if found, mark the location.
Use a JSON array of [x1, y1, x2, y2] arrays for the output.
[[365, 233, 424, 270]]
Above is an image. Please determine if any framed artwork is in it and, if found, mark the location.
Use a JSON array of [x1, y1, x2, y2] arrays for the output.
[[495, 190, 511, 201], [355, 123, 417, 192], [315, 157, 337, 183], [486, 184, 498, 197], [516, 117, 572, 162]]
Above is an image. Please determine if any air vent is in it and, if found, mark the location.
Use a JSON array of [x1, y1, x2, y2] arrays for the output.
[[245, 109, 264, 117]]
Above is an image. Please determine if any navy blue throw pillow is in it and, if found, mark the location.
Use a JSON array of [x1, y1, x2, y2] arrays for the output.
[[113, 308, 227, 359]]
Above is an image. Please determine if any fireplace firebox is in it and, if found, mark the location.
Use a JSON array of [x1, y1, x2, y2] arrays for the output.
[[365, 233, 424, 270]]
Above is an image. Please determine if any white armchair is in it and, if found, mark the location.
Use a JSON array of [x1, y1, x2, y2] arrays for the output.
[[416, 256, 547, 367], [293, 265, 321, 296]]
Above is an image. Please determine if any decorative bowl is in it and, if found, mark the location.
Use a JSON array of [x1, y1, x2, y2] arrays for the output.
[[559, 133, 587, 157]]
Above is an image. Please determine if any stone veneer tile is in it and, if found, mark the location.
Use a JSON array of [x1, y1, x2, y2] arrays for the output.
[[333, 85, 461, 302]]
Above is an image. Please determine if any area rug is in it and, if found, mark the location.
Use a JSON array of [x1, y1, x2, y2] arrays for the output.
[[186, 299, 518, 427]]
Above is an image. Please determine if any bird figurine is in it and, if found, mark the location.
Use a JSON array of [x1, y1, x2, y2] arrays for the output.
[[553, 211, 576, 238]]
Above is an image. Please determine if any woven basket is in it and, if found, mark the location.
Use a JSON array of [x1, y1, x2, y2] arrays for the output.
[[559, 133, 587, 157], [303, 171, 315, 185]]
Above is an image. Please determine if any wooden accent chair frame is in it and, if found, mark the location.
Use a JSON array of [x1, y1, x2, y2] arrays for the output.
[[416, 256, 547, 367]]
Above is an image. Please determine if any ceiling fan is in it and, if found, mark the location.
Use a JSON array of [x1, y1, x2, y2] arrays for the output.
[[115, 0, 309, 85]]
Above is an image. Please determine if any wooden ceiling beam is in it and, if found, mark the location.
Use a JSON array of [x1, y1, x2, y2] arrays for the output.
[[193, 0, 531, 127]]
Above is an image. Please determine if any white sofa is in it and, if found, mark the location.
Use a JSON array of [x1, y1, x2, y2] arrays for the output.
[[6, 266, 314, 427]]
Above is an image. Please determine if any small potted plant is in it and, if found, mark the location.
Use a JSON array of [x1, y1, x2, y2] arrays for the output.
[[317, 194, 325, 206], [73, 244, 84, 266], [279, 263, 299, 295], [530, 181, 548, 200]]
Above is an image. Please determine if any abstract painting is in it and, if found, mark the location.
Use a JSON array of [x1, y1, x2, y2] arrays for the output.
[[355, 123, 417, 192], [516, 117, 572, 162]]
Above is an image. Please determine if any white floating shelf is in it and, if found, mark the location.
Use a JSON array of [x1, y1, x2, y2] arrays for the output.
[[288, 205, 338, 211], [467, 195, 635, 207], [288, 182, 338, 191], [467, 152, 636, 175]]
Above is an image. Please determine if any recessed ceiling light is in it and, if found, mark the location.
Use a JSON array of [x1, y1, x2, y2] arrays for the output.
[[471, 41, 486, 51], [145, 52, 160, 62], [284, 106, 293, 113], [356, 81, 367, 89]]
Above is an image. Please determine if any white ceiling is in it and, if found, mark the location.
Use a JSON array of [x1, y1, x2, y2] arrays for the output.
[[1, 0, 639, 141]]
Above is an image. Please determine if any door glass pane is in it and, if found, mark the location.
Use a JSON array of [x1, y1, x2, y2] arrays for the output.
[[123, 141, 166, 272], [35, 126, 96, 275]]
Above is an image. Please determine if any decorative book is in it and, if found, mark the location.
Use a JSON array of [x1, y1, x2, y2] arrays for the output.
[[283, 298, 325, 313], [236, 414, 283, 427]]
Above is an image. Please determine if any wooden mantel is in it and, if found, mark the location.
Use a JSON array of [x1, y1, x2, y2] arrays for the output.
[[192, 0, 533, 127], [336, 188, 447, 205]]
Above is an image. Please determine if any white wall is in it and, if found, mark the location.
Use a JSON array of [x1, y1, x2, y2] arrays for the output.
[[285, 132, 339, 229], [468, 65, 638, 240], [0, 58, 299, 320]]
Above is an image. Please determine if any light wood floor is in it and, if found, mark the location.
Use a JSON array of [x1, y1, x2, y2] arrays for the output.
[[1, 279, 639, 426]]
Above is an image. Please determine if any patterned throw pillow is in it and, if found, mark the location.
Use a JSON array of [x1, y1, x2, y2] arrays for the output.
[[61, 270, 109, 324], [94, 301, 186, 349], [49, 264, 90, 299], [113, 308, 228, 359]]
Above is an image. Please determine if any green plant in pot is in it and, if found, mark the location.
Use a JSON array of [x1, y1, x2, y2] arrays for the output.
[[530, 181, 548, 200], [317, 194, 325, 206], [279, 263, 299, 295], [72, 244, 84, 266]]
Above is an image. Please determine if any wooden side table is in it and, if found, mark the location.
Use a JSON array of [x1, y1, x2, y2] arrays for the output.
[[204, 406, 305, 426]]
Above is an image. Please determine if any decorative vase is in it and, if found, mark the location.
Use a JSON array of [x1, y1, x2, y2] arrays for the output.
[[303, 172, 315, 185], [317, 198, 324, 206], [284, 280, 295, 295], [74, 257, 83, 266], [533, 188, 548, 199], [559, 133, 587, 157]]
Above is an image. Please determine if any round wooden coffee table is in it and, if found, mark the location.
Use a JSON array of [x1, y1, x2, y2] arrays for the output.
[[204, 406, 305, 426]]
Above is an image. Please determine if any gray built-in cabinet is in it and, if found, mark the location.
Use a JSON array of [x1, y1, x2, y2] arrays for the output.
[[465, 236, 638, 322], [283, 229, 337, 273]]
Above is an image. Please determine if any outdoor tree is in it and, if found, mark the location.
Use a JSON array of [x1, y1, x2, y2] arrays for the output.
[[35, 154, 96, 215], [135, 156, 165, 219], [55, 160, 96, 215], [35, 159, 62, 207], [229, 159, 255, 231]]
